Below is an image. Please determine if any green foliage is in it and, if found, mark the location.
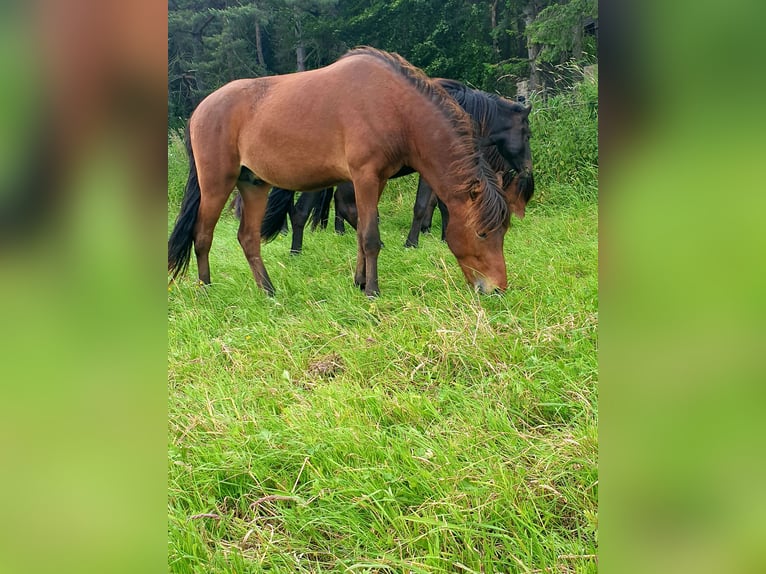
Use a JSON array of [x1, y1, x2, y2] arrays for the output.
[[527, 0, 598, 65], [529, 66, 598, 207], [169, 0, 597, 124]]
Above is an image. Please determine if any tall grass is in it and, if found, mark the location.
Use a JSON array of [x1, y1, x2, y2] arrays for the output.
[[529, 67, 598, 208], [168, 76, 598, 573]]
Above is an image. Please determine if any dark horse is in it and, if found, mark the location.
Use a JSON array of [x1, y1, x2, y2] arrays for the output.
[[405, 78, 535, 247], [256, 77, 534, 252], [168, 47, 510, 296], [232, 185, 336, 254]]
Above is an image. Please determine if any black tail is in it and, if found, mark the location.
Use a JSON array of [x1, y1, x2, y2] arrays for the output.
[[230, 192, 243, 220], [309, 188, 334, 230], [261, 187, 295, 242], [168, 124, 200, 280]]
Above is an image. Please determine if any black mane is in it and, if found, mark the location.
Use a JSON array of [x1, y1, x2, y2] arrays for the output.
[[437, 78, 534, 205]]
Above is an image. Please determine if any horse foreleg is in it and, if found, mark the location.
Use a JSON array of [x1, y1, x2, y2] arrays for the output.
[[236, 182, 275, 295], [334, 211, 346, 235], [354, 249, 366, 291], [289, 193, 311, 255], [352, 176, 384, 297], [311, 187, 333, 231], [437, 197, 449, 242], [423, 191, 438, 233]]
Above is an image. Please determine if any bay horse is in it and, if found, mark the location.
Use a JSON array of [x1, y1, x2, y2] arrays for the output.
[[168, 47, 509, 296], [256, 78, 534, 252]]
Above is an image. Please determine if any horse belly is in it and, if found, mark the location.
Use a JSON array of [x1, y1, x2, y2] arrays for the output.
[[239, 119, 350, 191]]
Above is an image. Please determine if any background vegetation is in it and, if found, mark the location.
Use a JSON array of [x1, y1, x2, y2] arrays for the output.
[[169, 0, 598, 129]]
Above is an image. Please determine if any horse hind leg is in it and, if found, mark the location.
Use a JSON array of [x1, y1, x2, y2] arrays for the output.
[[290, 192, 314, 254], [194, 176, 238, 284], [236, 181, 275, 295]]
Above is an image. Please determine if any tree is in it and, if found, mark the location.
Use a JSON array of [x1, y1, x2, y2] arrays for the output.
[[525, 0, 598, 91], [267, 0, 339, 72], [167, 0, 598, 127]]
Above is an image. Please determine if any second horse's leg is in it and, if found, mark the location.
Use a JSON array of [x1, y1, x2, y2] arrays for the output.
[[405, 177, 435, 248]]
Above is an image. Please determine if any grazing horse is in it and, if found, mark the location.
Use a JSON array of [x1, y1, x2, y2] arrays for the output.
[[404, 79, 534, 247], [258, 77, 534, 252], [168, 47, 509, 296]]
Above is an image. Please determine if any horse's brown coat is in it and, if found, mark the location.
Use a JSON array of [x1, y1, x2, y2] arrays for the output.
[[169, 47, 511, 295]]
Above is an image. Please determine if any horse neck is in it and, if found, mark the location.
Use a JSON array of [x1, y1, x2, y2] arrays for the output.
[[407, 121, 478, 203]]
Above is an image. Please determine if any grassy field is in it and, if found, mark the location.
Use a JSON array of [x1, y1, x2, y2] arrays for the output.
[[168, 83, 598, 572]]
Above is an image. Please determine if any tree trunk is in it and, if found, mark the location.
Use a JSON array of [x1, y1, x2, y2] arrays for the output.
[[523, 4, 542, 93], [294, 9, 305, 71], [490, 0, 499, 56], [296, 43, 306, 71], [191, 14, 215, 92], [255, 20, 265, 69], [571, 18, 583, 61]]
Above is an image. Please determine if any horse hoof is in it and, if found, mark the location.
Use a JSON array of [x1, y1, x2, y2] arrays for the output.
[[262, 285, 276, 297]]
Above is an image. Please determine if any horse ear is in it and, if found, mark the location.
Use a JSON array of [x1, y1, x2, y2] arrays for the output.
[[523, 104, 532, 116]]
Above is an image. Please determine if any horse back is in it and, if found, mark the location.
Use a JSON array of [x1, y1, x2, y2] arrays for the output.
[[191, 58, 418, 191]]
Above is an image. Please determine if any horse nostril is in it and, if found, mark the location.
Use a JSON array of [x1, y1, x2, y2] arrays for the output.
[[473, 277, 496, 294], [471, 277, 504, 295]]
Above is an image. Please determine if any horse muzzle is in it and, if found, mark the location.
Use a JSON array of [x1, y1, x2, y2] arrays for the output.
[[472, 276, 505, 295]]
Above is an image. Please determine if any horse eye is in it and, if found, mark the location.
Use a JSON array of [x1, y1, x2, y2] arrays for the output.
[[476, 231, 487, 240]]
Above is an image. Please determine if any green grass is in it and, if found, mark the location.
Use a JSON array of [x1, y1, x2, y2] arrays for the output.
[[168, 90, 598, 571]]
